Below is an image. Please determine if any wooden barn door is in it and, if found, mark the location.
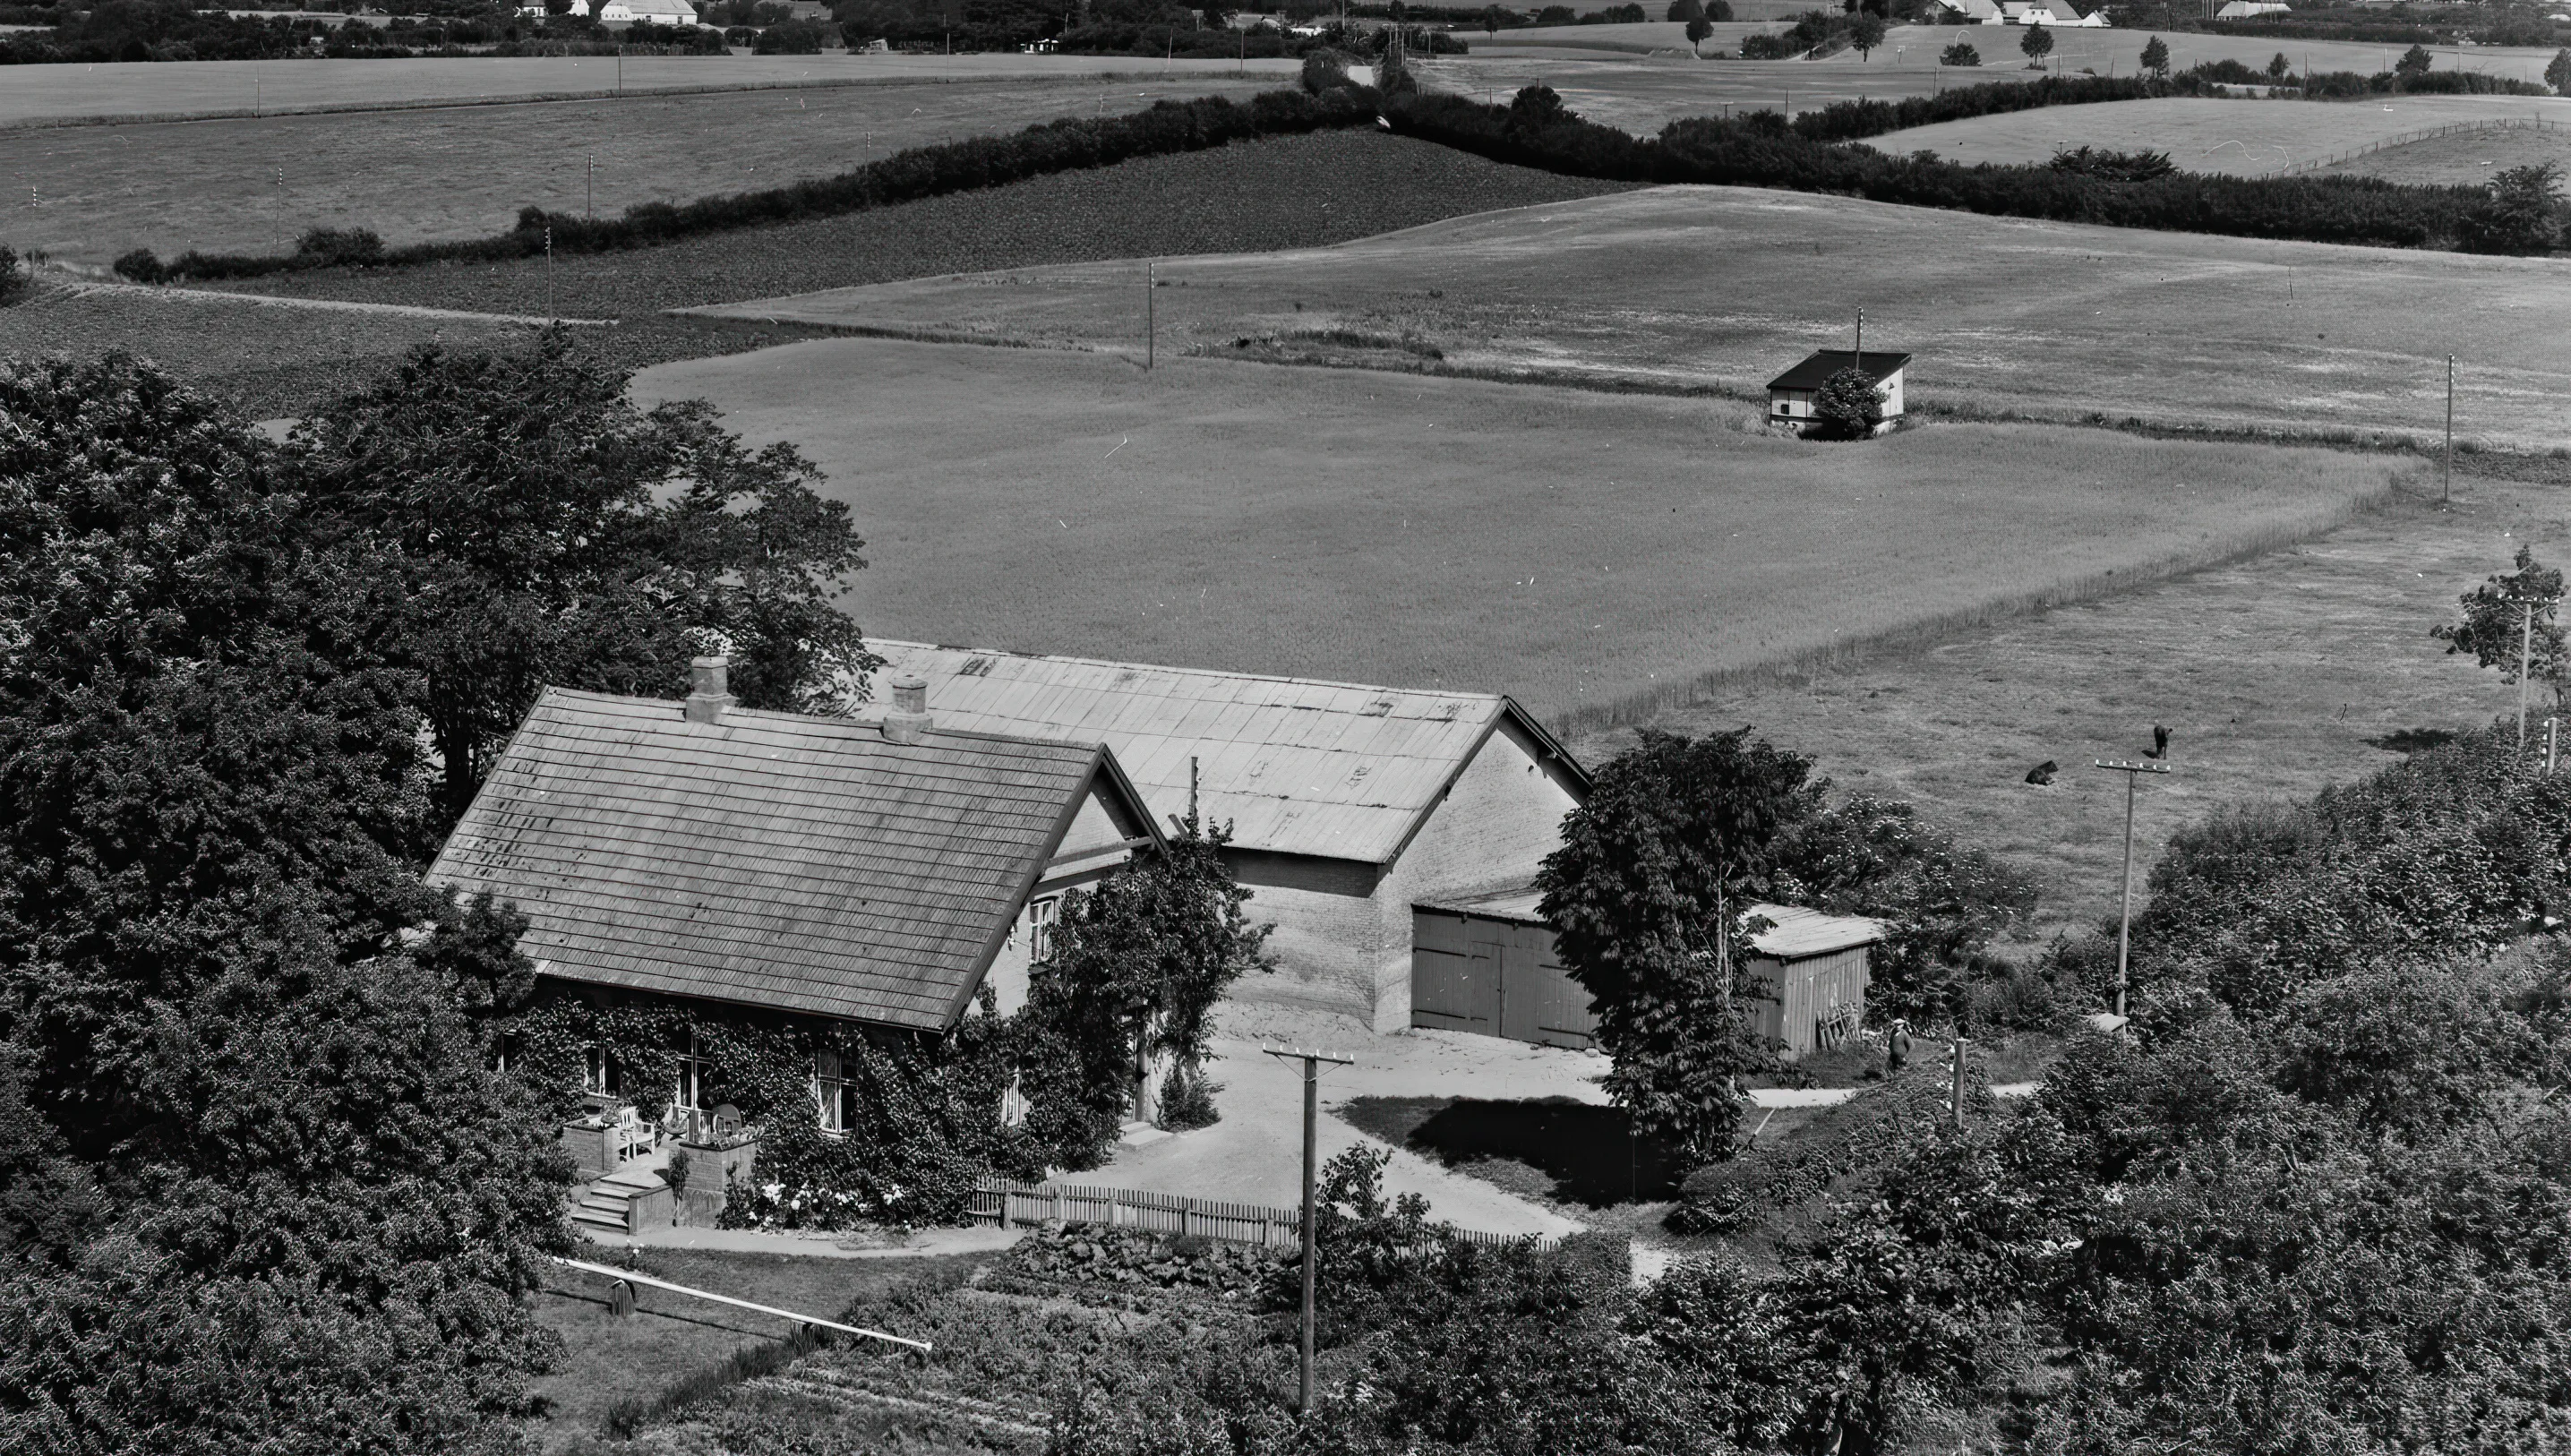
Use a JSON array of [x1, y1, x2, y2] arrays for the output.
[[1410, 909, 1499, 1034], [1500, 924, 1598, 1049]]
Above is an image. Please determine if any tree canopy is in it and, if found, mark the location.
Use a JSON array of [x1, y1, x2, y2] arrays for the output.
[[2431, 544, 2566, 705], [2018, 20, 2051, 61]]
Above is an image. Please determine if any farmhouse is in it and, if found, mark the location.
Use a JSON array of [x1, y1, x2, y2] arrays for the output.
[[863, 643, 1590, 1032], [426, 656, 1161, 1080], [1410, 892, 1886, 1057], [596, 0, 705, 22], [1768, 348, 1910, 434]]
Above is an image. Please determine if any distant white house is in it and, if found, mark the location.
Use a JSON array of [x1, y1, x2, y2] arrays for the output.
[[1938, 0, 2108, 22], [596, 0, 705, 23], [1767, 348, 1910, 435], [2213, 0, 2288, 15]]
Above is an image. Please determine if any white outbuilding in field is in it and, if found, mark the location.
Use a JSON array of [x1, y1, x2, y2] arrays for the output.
[[1766, 347, 1911, 435]]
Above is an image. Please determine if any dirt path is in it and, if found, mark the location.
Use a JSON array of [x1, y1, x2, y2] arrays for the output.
[[56, 278, 609, 327]]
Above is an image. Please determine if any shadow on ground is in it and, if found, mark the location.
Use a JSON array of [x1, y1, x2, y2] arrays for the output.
[[1337, 1094, 1685, 1206]]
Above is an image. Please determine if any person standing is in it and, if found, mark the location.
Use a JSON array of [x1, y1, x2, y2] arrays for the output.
[[1886, 1017, 1914, 1076]]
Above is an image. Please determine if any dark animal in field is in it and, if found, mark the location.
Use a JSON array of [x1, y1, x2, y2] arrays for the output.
[[2025, 761, 2058, 785], [2145, 724, 2171, 759]]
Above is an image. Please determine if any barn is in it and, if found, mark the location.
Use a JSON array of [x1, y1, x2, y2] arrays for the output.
[[1409, 892, 1886, 1057], [1767, 348, 1910, 435], [862, 642, 1591, 1032]]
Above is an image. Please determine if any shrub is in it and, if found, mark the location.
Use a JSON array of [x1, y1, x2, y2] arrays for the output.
[[2457, 160, 2564, 255], [1807, 365, 1885, 439], [1666, 1062, 1988, 1232], [112, 246, 167, 283], [1155, 1067, 1221, 1130], [1940, 39, 1977, 64], [293, 226, 384, 267], [2048, 142, 2175, 182], [0, 243, 25, 304]]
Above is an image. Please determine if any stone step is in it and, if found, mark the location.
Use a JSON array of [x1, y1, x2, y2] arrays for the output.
[[596, 1168, 666, 1195], [570, 1206, 628, 1231]]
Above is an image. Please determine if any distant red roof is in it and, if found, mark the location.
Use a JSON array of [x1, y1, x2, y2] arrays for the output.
[[1767, 349, 1913, 392]]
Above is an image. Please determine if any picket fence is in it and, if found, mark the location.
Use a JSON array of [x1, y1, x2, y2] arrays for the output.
[[2280, 116, 2568, 175], [970, 1178, 1534, 1251]]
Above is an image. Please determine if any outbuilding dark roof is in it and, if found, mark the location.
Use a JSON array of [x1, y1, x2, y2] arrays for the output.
[[427, 687, 1155, 1032], [1767, 349, 1913, 392]]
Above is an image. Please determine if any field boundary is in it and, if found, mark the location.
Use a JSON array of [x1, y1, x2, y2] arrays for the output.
[[48, 278, 613, 327], [1550, 467, 2420, 739], [2279, 116, 2570, 174], [0, 65, 1293, 134]]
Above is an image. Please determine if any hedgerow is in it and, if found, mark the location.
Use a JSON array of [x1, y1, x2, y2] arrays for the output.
[[116, 86, 1378, 284], [1384, 86, 2542, 253]]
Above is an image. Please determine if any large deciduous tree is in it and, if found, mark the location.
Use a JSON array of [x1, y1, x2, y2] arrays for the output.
[[2018, 19, 2051, 64], [0, 353, 570, 1455], [291, 329, 882, 823], [1537, 728, 1815, 1161]]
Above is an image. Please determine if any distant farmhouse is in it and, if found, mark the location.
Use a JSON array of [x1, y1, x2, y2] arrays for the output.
[[1412, 891, 1886, 1056], [1933, 0, 2110, 22], [1767, 347, 1910, 435], [2213, 0, 2289, 16], [427, 659, 1161, 1083], [864, 643, 1590, 1033], [596, 0, 707, 22]]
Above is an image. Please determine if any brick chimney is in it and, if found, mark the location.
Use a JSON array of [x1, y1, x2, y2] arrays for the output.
[[684, 655, 735, 724], [882, 673, 931, 745]]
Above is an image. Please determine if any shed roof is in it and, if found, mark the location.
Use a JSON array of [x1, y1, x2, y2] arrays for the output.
[[862, 642, 1588, 865], [1767, 349, 1914, 392], [1415, 890, 1886, 959], [426, 687, 1154, 1032]]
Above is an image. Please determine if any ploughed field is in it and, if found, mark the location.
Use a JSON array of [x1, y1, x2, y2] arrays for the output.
[[690, 183, 2571, 450], [0, 74, 1279, 268], [630, 336, 2407, 723], [0, 52, 1301, 126], [1873, 93, 2571, 176]]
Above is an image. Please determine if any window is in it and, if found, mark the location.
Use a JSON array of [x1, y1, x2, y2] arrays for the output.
[[1027, 895, 1062, 963], [814, 1049, 848, 1134], [673, 1028, 709, 1111], [583, 1046, 612, 1096]]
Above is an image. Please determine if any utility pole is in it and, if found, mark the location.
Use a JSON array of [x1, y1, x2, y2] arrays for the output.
[[1950, 1036, 1968, 1127], [587, 150, 596, 219], [2444, 355, 2455, 502], [2506, 591, 2558, 750], [544, 224, 554, 321], [1144, 259, 1155, 370], [1263, 1045, 1352, 1414], [1854, 305, 1863, 374], [2095, 758, 2172, 1021]]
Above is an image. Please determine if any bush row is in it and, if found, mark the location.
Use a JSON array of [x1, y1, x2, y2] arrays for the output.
[[115, 86, 1377, 284], [1788, 73, 2156, 143], [1386, 87, 2546, 253], [1665, 1061, 1993, 1232]]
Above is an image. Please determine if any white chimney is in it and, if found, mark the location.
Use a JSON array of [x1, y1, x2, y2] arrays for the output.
[[684, 655, 735, 724], [882, 673, 931, 745]]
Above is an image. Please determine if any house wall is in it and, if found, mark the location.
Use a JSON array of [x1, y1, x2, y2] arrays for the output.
[[978, 780, 1144, 1017], [1221, 717, 1581, 1031]]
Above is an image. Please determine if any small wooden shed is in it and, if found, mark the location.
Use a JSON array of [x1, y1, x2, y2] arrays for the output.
[[1410, 893, 1885, 1057]]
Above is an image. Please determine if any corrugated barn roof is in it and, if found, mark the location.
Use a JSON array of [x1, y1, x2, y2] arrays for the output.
[[864, 642, 1584, 865], [1416, 890, 1886, 960], [427, 687, 1142, 1031]]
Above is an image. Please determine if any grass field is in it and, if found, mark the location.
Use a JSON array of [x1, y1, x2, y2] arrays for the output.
[[1, 75, 1278, 268], [692, 183, 2571, 450], [0, 278, 546, 416], [1875, 93, 2571, 175], [2319, 116, 2571, 183], [630, 337, 2405, 721], [1417, 52, 1957, 131], [1583, 472, 2566, 936], [0, 53, 1300, 127]]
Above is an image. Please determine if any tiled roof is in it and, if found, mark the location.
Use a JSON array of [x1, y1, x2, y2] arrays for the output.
[[427, 688, 1148, 1031], [1767, 349, 1914, 392], [1415, 890, 1886, 959], [862, 642, 1588, 865]]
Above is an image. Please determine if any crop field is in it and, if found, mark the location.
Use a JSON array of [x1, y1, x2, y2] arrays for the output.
[[1, 76, 1279, 268], [1811, 24, 2567, 82], [202, 129, 1633, 317], [2318, 116, 2571, 183], [0, 279, 545, 417], [694, 184, 2571, 450], [1598, 469, 2562, 936], [1418, 54, 1962, 130], [630, 336, 2406, 722], [1876, 93, 2571, 175], [0, 52, 1300, 127]]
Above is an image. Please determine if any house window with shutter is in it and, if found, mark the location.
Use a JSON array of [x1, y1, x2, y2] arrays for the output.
[[674, 1029, 709, 1111], [1028, 895, 1062, 963]]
